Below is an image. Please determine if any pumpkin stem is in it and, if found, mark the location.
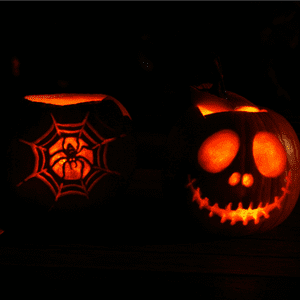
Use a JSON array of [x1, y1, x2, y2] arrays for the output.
[[190, 52, 227, 99], [210, 54, 226, 99]]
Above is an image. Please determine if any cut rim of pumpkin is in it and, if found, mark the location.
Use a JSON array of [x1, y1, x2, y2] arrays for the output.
[[186, 171, 291, 226], [25, 94, 110, 105], [24, 94, 132, 119]]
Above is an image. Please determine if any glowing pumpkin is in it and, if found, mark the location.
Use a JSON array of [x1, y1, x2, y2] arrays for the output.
[[3, 94, 136, 235], [164, 89, 300, 236]]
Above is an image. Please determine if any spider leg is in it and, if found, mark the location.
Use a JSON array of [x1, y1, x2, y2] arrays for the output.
[[50, 151, 67, 167], [80, 159, 84, 179], [70, 159, 78, 169], [76, 156, 93, 168], [62, 160, 67, 179]]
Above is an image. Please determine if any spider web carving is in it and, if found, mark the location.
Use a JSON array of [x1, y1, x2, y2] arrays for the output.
[[17, 112, 124, 205]]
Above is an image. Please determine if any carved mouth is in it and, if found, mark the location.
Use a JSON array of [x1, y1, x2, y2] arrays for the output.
[[186, 171, 292, 226]]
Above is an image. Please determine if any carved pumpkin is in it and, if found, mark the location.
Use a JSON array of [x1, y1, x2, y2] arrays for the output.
[[4, 94, 136, 235], [165, 89, 300, 236]]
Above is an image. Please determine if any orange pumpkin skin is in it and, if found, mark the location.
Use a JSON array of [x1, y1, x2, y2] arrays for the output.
[[164, 91, 300, 237], [4, 94, 136, 235]]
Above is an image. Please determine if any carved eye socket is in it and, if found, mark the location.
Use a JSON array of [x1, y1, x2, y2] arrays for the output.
[[198, 129, 240, 173], [253, 132, 287, 177]]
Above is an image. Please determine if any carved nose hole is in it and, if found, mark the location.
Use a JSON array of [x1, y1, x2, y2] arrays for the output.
[[228, 172, 241, 186], [229, 173, 253, 187], [242, 174, 254, 187]]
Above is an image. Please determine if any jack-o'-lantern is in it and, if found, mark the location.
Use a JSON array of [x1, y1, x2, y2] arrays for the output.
[[164, 88, 300, 237], [3, 94, 136, 236]]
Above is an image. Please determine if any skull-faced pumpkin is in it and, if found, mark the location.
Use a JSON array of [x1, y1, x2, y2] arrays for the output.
[[165, 90, 300, 236]]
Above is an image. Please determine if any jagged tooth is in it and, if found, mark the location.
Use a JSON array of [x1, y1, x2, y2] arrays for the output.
[[254, 217, 260, 225], [264, 213, 270, 219], [204, 197, 210, 205], [274, 196, 281, 209], [220, 216, 227, 223], [243, 219, 248, 226], [186, 175, 192, 186], [186, 177, 195, 188], [230, 219, 236, 226], [285, 172, 292, 184], [281, 187, 290, 194], [238, 202, 243, 209], [258, 202, 262, 208], [209, 203, 218, 212], [209, 211, 214, 218], [225, 203, 232, 211], [248, 202, 253, 210]]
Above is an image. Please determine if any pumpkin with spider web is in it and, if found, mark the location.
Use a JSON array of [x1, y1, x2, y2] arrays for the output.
[[3, 94, 136, 235]]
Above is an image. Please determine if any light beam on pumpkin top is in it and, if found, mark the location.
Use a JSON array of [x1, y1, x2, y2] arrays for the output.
[[197, 104, 231, 116], [234, 106, 268, 113], [197, 104, 268, 116]]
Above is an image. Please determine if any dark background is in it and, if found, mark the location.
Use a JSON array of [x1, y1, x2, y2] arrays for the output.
[[2, 2, 300, 296], [3, 1, 300, 134]]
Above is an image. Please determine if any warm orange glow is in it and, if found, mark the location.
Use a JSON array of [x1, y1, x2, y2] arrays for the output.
[[228, 172, 241, 186], [234, 106, 267, 113], [197, 104, 231, 116], [253, 132, 287, 177], [25, 94, 108, 105], [24, 94, 132, 119], [198, 130, 240, 173], [197, 104, 268, 116], [64, 160, 89, 180], [228, 173, 253, 187], [79, 147, 94, 165], [52, 157, 67, 178], [17, 113, 121, 203], [242, 174, 254, 187], [49, 137, 93, 180], [186, 171, 291, 225], [49, 138, 64, 156]]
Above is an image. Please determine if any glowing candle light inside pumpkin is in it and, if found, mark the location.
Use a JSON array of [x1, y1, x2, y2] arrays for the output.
[[198, 129, 240, 174], [242, 174, 253, 187], [253, 132, 287, 177]]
